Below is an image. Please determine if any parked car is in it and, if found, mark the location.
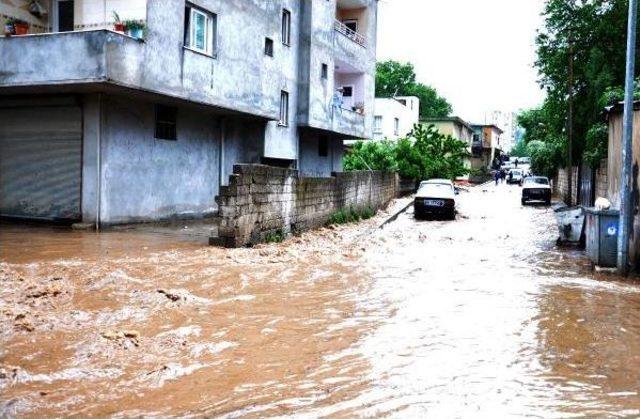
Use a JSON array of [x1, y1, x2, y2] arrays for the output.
[[415, 179, 457, 220], [508, 169, 524, 184], [521, 176, 552, 205]]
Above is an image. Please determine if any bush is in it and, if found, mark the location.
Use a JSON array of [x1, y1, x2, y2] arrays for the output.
[[344, 123, 470, 182], [264, 229, 285, 243], [328, 206, 375, 225]]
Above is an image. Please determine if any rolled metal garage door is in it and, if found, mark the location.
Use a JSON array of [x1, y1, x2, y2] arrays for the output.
[[0, 105, 82, 222]]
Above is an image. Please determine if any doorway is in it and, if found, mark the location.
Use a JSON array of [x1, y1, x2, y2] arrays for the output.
[[54, 0, 74, 32]]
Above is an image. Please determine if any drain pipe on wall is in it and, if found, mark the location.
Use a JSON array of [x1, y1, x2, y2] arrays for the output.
[[96, 93, 103, 232], [219, 117, 226, 189], [617, 0, 638, 275]]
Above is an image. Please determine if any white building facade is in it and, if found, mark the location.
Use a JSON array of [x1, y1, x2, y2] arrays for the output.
[[372, 96, 420, 141]]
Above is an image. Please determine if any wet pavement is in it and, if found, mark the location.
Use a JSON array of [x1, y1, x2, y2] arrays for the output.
[[2, 183, 640, 417]]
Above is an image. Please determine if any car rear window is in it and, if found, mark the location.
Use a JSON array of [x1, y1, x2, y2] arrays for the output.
[[418, 184, 453, 194], [525, 177, 549, 185]]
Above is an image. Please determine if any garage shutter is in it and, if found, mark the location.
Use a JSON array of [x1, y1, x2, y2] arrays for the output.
[[0, 106, 82, 221]]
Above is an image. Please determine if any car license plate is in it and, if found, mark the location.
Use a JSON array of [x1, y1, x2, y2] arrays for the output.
[[424, 199, 444, 207]]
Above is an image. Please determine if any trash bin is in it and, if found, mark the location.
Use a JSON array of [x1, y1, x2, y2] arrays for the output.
[[585, 208, 620, 268]]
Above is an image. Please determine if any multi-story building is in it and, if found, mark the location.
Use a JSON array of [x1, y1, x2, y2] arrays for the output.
[[0, 0, 377, 226], [471, 124, 503, 169], [372, 96, 419, 141]]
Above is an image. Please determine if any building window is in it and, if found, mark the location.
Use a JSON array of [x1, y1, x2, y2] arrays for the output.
[[155, 105, 177, 141], [321, 63, 328, 79], [282, 9, 291, 45], [279, 91, 289, 126], [374, 116, 383, 133], [184, 4, 217, 56], [343, 19, 358, 33], [319, 136, 329, 157], [393, 117, 400, 136], [265, 37, 274, 57]]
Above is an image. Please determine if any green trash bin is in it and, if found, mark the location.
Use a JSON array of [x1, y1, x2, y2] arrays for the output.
[[585, 208, 619, 268]]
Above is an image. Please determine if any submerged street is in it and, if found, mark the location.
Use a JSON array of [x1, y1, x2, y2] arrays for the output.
[[3, 184, 640, 417]]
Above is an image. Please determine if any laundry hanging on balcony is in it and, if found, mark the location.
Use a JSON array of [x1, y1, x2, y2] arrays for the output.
[[28, 0, 48, 18]]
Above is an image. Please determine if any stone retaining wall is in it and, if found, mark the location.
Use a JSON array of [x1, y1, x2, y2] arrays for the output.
[[555, 166, 578, 205], [210, 164, 399, 247]]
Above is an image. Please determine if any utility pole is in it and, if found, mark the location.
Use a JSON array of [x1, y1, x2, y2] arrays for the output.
[[618, 0, 638, 275], [567, 37, 575, 207]]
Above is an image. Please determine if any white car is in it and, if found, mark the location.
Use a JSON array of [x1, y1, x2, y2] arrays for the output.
[[508, 169, 524, 184], [414, 179, 457, 220]]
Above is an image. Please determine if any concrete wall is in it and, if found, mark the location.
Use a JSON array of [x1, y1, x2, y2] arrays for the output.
[[94, 94, 264, 225], [98, 95, 220, 224], [212, 164, 398, 247], [555, 166, 578, 205], [298, 131, 344, 177]]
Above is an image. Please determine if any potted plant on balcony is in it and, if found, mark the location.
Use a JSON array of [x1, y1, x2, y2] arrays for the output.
[[123, 19, 145, 40], [12, 18, 29, 35], [4, 18, 29, 36], [4, 18, 15, 36], [112, 12, 125, 33]]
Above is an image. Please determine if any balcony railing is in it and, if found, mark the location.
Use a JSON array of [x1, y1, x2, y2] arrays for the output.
[[334, 20, 367, 48]]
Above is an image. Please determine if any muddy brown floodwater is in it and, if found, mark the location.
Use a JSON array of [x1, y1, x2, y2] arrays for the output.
[[2, 184, 640, 417]]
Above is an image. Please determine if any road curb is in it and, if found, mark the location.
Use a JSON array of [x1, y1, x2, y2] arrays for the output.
[[379, 200, 414, 229]]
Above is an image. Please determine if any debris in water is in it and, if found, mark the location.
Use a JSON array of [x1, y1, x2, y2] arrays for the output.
[[157, 289, 181, 302]]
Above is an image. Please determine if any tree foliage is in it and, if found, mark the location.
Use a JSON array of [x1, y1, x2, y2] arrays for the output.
[[524, 0, 638, 174], [510, 139, 530, 158], [344, 124, 471, 181], [376, 60, 453, 119], [343, 140, 398, 172]]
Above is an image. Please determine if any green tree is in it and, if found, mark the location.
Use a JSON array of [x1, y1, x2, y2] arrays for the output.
[[376, 60, 452, 119], [406, 124, 470, 180], [527, 139, 565, 178], [510, 139, 530, 158], [343, 140, 398, 171], [343, 124, 471, 181], [532, 0, 636, 167]]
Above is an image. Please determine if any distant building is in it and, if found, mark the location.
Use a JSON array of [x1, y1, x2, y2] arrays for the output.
[[420, 117, 475, 179], [484, 110, 517, 153], [471, 124, 504, 170], [372, 96, 420, 141]]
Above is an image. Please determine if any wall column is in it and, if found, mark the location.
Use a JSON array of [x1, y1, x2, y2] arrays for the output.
[[81, 94, 102, 227]]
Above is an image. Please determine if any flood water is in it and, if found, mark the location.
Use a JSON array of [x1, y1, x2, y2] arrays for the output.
[[2, 184, 640, 417]]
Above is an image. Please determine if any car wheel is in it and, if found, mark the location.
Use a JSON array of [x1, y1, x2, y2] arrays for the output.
[[521, 198, 527, 206], [449, 210, 456, 220], [545, 198, 551, 205]]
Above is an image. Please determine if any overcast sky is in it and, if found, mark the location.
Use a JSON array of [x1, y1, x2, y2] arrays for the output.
[[376, 0, 547, 123]]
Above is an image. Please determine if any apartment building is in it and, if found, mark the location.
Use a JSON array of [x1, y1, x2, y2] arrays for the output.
[[0, 0, 377, 226], [372, 96, 419, 141]]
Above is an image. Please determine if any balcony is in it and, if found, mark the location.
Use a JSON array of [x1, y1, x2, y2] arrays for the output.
[[333, 20, 367, 48], [0, 30, 144, 88], [331, 107, 366, 138]]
